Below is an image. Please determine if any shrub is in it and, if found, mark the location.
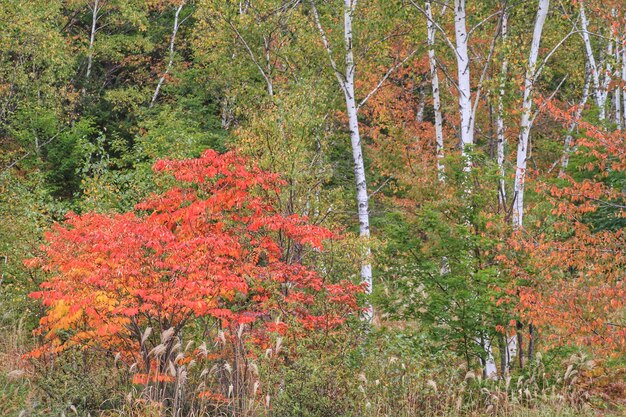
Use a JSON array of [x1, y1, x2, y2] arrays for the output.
[[26, 149, 362, 415]]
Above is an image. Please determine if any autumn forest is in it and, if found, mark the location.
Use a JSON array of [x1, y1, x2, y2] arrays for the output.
[[1, 0, 625, 415]]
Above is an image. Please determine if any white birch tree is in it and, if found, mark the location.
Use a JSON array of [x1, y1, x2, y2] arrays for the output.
[[150, 1, 186, 108], [559, 66, 591, 177], [425, 0, 445, 179], [614, 34, 621, 129], [454, 0, 473, 160], [85, 0, 100, 81], [311, 0, 417, 320], [579, 1, 609, 121], [496, 6, 508, 209], [622, 30, 626, 127], [512, 0, 550, 229]]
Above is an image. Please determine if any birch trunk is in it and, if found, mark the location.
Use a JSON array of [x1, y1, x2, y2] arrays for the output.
[[454, 0, 473, 160], [85, 0, 99, 81], [527, 324, 535, 362], [484, 337, 498, 379], [496, 7, 518, 373], [311, 0, 373, 320], [496, 7, 508, 209], [614, 36, 621, 129], [426, 0, 445, 179], [416, 83, 425, 122], [476, 336, 497, 379], [613, 79, 622, 130], [512, 0, 550, 229], [150, 2, 185, 108], [498, 3, 516, 361], [615, 84, 622, 129], [506, 334, 517, 372], [580, 2, 607, 120], [342, 0, 373, 311], [517, 325, 525, 368], [604, 41, 613, 122], [453, 0, 500, 376], [622, 32, 626, 128], [512, 2, 550, 367], [312, 0, 418, 321], [560, 66, 591, 177]]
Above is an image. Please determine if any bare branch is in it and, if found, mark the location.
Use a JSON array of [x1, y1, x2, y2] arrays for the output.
[[151, 1, 186, 107], [368, 177, 393, 199], [407, 0, 459, 56], [1, 129, 68, 176], [223, 15, 274, 96], [469, 11, 504, 135], [357, 47, 419, 111], [309, 0, 347, 95], [533, 29, 581, 82], [529, 74, 568, 127], [468, 10, 502, 38]]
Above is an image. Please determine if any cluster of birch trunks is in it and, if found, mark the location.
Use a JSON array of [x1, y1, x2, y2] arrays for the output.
[[302, 0, 624, 376]]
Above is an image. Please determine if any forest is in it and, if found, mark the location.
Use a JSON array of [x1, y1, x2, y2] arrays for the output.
[[0, 0, 625, 415]]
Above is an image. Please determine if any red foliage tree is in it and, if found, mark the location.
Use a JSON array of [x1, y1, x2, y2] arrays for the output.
[[501, 99, 626, 355], [26, 150, 361, 378]]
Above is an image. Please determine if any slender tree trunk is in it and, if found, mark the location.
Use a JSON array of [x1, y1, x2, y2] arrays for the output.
[[85, 0, 99, 81], [454, 0, 473, 161], [527, 323, 535, 362], [499, 335, 507, 378], [310, 0, 373, 321], [416, 83, 425, 122], [454, 0, 498, 376], [507, 334, 517, 372], [579, 2, 606, 121], [262, 35, 274, 97], [475, 335, 497, 379], [560, 66, 591, 177], [496, 7, 508, 210], [615, 83, 622, 130], [150, 2, 185, 108], [484, 336, 498, 379], [342, 0, 373, 315], [614, 37, 621, 129], [603, 41, 613, 121], [426, 0, 445, 179], [225, 18, 274, 97], [516, 324, 524, 368], [511, 1, 549, 371], [512, 0, 549, 229], [345, 83, 372, 310], [497, 7, 518, 373], [622, 32, 626, 128]]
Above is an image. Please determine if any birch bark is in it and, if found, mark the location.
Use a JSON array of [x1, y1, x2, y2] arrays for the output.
[[453, 0, 498, 377], [512, 0, 550, 229], [85, 0, 99, 81], [580, 2, 607, 120], [484, 338, 498, 378], [496, 7, 508, 209], [498, 9, 515, 367], [560, 66, 591, 177], [476, 336, 497, 378], [426, 0, 445, 179], [342, 0, 373, 306], [614, 36, 621, 129], [604, 41, 613, 122], [150, 2, 185, 108], [454, 0, 473, 161], [622, 31, 626, 127], [416, 83, 425, 122], [311, 0, 372, 319]]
